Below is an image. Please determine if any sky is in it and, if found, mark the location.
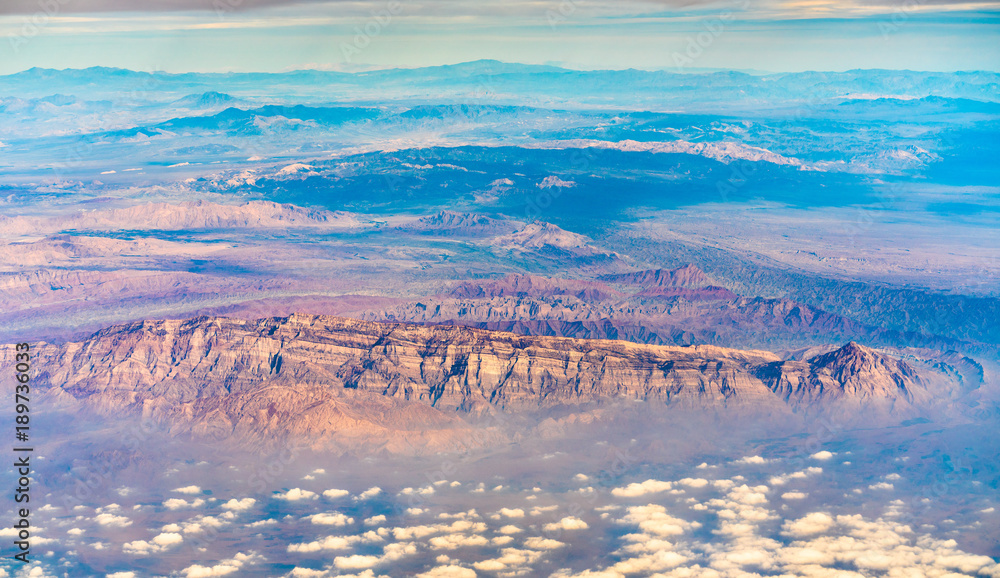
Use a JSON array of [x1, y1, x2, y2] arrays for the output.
[[0, 0, 998, 74]]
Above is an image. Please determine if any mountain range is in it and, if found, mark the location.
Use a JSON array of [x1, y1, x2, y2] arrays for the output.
[[19, 313, 956, 455]]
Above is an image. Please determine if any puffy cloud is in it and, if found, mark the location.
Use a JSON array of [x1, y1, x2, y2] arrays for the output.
[[677, 478, 709, 488], [781, 492, 808, 500], [309, 512, 354, 526], [123, 532, 183, 555], [735, 456, 770, 464], [474, 548, 545, 572], [172, 485, 203, 494], [415, 566, 476, 578], [868, 482, 894, 490], [810, 451, 835, 460], [400, 486, 436, 496], [612, 480, 673, 498], [221, 498, 256, 512], [783, 512, 836, 537], [94, 513, 132, 527], [323, 489, 349, 499], [181, 552, 262, 577], [276, 489, 318, 501], [497, 508, 525, 518], [498, 525, 522, 534], [152, 532, 183, 547], [524, 537, 566, 549], [334, 555, 380, 570], [392, 521, 487, 541], [619, 505, 693, 537], [543, 517, 589, 531], [107, 573, 136, 578], [574, 474, 590, 482], [365, 515, 387, 525], [429, 533, 490, 550], [356, 487, 382, 500], [163, 498, 205, 510], [288, 535, 362, 553]]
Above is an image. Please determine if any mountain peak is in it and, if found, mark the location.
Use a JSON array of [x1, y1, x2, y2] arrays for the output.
[[599, 264, 715, 289]]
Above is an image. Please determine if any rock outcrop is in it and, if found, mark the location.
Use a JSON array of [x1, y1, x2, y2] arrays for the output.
[[13, 315, 934, 452]]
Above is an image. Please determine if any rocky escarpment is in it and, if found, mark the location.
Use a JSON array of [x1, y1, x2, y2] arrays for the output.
[[13, 315, 935, 452], [754, 341, 927, 415]]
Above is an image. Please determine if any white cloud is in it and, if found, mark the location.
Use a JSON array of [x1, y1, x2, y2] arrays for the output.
[[498, 525, 522, 534], [323, 489, 350, 499], [619, 505, 693, 537], [810, 451, 835, 460], [543, 517, 589, 531], [415, 566, 476, 578], [123, 532, 183, 555], [497, 508, 525, 518], [429, 533, 490, 550], [94, 513, 132, 528], [163, 498, 205, 510], [399, 486, 436, 496], [334, 555, 380, 570], [181, 552, 262, 577], [308, 512, 354, 526], [524, 537, 566, 550], [365, 515, 387, 525], [221, 498, 256, 512], [783, 512, 836, 537], [781, 492, 808, 500], [172, 485, 202, 494], [356, 487, 382, 500], [276, 489, 318, 501], [735, 455, 770, 464], [677, 478, 709, 488], [868, 482, 894, 490], [612, 480, 673, 498]]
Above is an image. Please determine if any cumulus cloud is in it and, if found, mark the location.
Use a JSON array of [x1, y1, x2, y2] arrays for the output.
[[172, 485, 203, 494], [356, 487, 382, 500], [221, 498, 256, 512], [781, 491, 808, 500], [163, 498, 205, 510], [619, 505, 694, 537], [429, 533, 490, 550], [308, 512, 354, 526], [783, 512, 836, 537], [415, 566, 476, 578], [543, 516, 589, 531], [334, 555, 381, 570], [276, 488, 318, 501], [399, 486, 436, 496], [735, 455, 771, 464], [524, 536, 566, 549], [181, 552, 262, 577], [94, 513, 132, 527], [612, 479, 673, 497], [810, 451, 835, 460], [122, 532, 183, 555]]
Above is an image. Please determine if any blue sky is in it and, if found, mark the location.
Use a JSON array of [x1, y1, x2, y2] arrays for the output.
[[0, 0, 997, 74]]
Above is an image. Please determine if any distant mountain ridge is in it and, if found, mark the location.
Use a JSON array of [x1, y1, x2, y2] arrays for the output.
[[12, 314, 948, 453]]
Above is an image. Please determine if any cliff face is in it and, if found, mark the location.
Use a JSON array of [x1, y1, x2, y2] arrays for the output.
[[18, 315, 934, 452], [754, 342, 926, 415]]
